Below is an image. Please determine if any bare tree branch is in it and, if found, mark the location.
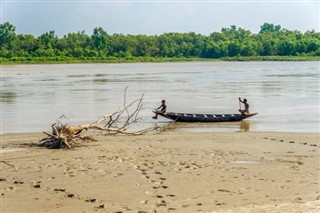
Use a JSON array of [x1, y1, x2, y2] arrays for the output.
[[39, 90, 159, 149]]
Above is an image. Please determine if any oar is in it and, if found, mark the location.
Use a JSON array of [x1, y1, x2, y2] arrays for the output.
[[238, 97, 241, 111]]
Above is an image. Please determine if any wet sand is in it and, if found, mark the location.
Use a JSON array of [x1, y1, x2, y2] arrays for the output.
[[1, 131, 319, 212]]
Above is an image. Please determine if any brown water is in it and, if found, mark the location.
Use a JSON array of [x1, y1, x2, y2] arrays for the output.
[[1, 62, 319, 133]]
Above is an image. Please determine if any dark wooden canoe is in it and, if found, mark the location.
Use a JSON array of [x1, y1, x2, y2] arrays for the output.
[[155, 112, 258, 122]]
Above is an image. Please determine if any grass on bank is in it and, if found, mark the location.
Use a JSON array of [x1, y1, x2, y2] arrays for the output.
[[0, 56, 319, 64]]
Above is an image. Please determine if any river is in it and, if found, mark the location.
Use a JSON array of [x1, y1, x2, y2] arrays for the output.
[[1, 62, 319, 133]]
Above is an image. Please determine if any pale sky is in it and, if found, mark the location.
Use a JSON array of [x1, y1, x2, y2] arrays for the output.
[[1, 0, 319, 37]]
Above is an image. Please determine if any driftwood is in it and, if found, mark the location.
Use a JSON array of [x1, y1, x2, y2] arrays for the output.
[[39, 91, 158, 149]]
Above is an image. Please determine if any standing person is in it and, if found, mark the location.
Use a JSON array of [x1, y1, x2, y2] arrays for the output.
[[239, 97, 250, 114], [153, 100, 167, 119]]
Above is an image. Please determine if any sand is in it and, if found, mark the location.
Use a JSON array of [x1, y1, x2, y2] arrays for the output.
[[1, 130, 319, 213]]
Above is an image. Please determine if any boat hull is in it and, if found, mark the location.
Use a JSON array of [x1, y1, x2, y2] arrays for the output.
[[156, 112, 257, 122]]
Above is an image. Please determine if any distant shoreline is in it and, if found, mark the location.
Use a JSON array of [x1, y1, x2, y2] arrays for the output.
[[1, 56, 319, 65]]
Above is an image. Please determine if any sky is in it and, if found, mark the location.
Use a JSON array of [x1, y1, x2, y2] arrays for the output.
[[1, 0, 319, 37]]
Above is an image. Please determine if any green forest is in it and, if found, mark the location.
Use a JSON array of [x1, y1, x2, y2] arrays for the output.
[[1, 22, 319, 63]]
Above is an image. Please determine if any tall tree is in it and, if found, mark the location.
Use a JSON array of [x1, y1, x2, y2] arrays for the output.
[[91, 27, 108, 53], [0, 22, 16, 45], [259, 23, 282, 34], [38, 31, 58, 49]]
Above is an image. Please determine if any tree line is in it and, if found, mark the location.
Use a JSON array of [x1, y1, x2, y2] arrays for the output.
[[1, 22, 319, 62]]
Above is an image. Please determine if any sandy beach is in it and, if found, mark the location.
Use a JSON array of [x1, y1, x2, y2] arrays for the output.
[[1, 130, 319, 213]]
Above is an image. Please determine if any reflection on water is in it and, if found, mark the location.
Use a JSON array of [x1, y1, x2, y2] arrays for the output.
[[169, 121, 251, 133], [1, 62, 319, 134], [240, 122, 250, 132], [1, 92, 18, 103]]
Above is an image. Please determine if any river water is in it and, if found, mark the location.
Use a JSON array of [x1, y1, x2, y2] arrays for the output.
[[1, 62, 319, 134]]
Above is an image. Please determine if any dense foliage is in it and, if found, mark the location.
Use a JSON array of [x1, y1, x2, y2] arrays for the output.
[[1, 22, 319, 63]]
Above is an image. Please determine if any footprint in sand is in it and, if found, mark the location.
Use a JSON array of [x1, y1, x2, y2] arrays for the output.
[[156, 200, 167, 207], [33, 184, 41, 188], [168, 208, 176, 211], [6, 186, 15, 191], [54, 188, 66, 192], [216, 202, 226, 206], [85, 198, 97, 203]]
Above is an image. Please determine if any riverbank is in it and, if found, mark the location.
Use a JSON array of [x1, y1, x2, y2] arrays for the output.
[[1, 131, 319, 212], [1, 56, 319, 64]]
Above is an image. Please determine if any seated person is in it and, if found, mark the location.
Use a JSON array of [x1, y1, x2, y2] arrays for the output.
[[152, 100, 167, 119]]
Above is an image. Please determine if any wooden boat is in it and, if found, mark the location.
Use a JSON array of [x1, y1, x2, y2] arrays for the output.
[[155, 111, 258, 122]]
